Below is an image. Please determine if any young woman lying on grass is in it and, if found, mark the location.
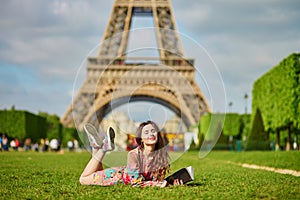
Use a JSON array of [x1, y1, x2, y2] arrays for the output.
[[80, 120, 183, 187]]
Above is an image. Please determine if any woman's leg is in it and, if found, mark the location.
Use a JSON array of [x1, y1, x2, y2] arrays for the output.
[[79, 149, 125, 186], [79, 149, 106, 185], [79, 126, 116, 185]]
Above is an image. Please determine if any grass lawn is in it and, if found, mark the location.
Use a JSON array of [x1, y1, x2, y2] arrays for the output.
[[0, 150, 299, 199]]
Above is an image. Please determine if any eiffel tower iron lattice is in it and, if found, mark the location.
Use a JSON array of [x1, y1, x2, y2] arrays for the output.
[[61, 0, 211, 130]]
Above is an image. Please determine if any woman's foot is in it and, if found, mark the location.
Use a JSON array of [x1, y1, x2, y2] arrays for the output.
[[101, 127, 115, 152], [83, 123, 104, 150]]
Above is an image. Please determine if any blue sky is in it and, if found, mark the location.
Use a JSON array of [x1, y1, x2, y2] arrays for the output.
[[1, 0, 299, 122]]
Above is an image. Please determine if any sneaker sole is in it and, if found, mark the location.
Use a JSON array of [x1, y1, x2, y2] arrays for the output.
[[106, 127, 115, 151], [83, 123, 102, 147]]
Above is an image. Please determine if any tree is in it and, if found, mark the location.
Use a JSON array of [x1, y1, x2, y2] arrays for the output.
[[245, 108, 269, 150]]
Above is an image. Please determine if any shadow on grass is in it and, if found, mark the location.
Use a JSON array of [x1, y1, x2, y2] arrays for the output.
[[186, 183, 203, 187]]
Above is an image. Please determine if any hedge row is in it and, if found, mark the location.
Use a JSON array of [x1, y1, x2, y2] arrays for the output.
[[200, 113, 250, 136], [37, 112, 80, 146], [0, 109, 79, 146], [199, 113, 251, 147], [38, 112, 62, 140], [198, 112, 271, 151], [252, 53, 300, 132], [0, 110, 46, 142]]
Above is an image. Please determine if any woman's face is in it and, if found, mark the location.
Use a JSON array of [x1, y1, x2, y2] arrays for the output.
[[141, 124, 158, 145]]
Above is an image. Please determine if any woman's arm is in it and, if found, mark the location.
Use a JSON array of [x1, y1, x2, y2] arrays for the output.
[[138, 180, 168, 188]]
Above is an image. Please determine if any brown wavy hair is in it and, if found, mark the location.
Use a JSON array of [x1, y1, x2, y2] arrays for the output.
[[135, 121, 170, 181]]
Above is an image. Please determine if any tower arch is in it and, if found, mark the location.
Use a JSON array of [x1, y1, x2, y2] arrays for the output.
[[61, 0, 211, 130]]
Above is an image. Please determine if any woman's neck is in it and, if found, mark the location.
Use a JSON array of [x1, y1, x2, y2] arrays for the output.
[[143, 144, 155, 155]]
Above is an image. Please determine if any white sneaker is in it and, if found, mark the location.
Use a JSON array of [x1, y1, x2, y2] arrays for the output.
[[83, 123, 103, 149], [102, 127, 115, 152]]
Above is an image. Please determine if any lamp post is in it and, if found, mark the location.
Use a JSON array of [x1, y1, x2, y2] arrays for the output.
[[228, 102, 233, 113], [244, 93, 248, 114], [228, 102, 233, 150]]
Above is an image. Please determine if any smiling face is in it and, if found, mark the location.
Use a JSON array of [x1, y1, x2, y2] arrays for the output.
[[141, 124, 158, 146]]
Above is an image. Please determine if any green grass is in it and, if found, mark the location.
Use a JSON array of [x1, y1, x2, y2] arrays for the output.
[[204, 151, 300, 171], [0, 151, 299, 199]]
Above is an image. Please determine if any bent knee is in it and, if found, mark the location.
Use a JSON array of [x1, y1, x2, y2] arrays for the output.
[[79, 176, 87, 185]]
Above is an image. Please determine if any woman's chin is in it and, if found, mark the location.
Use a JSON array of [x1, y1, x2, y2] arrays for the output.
[[144, 140, 157, 145]]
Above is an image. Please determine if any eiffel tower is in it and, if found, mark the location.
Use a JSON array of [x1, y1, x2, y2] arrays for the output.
[[61, 0, 210, 130]]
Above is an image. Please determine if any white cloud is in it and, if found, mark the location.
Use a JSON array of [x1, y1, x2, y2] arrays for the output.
[[0, 0, 299, 119], [173, 0, 300, 113]]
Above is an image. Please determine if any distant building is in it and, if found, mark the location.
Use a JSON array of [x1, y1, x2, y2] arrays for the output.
[[164, 115, 187, 133]]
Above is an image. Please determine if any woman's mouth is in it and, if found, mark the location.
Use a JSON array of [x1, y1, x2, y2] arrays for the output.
[[147, 136, 156, 140]]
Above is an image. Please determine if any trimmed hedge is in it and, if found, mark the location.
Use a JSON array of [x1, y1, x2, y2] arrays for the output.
[[200, 113, 248, 137], [223, 113, 241, 136], [38, 112, 62, 140], [252, 53, 300, 132], [0, 109, 80, 146], [251, 53, 300, 150], [200, 113, 226, 141], [199, 113, 251, 150], [245, 141, 270, 151], [0, 110, 46, 142]]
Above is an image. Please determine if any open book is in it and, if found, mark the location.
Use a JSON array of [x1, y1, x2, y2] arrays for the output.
[[165, 166, 194, 185]]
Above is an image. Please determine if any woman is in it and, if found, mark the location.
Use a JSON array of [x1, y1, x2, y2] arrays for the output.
[[79, 121, 182, 187]]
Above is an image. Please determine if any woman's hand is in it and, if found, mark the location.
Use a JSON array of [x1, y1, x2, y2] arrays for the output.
[[173, 179, 184, 185]]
